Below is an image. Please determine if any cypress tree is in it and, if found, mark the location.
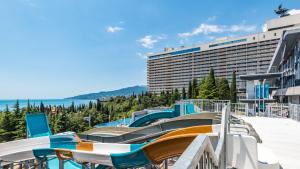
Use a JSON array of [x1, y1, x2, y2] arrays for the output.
[[96, 99, 102, 111], [218, 78, 230, 100], [188, 81, 192, 99], [40, 101, 45, 112], [182, 87, 187, 100], [173, 88, 180, 101], [15, 100, 20, 115], [230, 71, 237, 103], [5, 104, 9, 113], [27, 99, 31, 112], [192, 78, 198, 99], [200, 69, 218, 99], [199, 77, 207, 98]]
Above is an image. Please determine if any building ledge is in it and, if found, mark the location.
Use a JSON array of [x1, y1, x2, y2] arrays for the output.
[[240, 72, 282, 80]]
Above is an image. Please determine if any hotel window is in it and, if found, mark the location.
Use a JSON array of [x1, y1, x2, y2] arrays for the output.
[[263, 35, 265, 38], [253, 37, 255, 40], [274, 33, 277, 36]]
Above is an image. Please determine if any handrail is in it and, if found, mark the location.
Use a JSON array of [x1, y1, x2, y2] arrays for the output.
[[172, 104, 229, 169]]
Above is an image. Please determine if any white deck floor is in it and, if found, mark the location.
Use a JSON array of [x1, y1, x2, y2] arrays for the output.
[[241, 117, 300, 169]]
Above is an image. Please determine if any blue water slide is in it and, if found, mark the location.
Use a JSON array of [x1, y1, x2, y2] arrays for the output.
[[184, 103, 196, 114], [96, 118, 132, 127], [26, 113, 52, 138], [128, 110, 177, 127]]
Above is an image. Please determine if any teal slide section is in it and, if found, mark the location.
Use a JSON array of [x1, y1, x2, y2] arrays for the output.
[[26, 113, 52, 138], [128, 103, 196, 127], [128, 110, 176, 127], [111, 148, 151, 169]]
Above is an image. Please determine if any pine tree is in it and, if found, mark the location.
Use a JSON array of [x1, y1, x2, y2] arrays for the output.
[[5, 104, 9, 113], [165, 91, 171, 106], [88, 101, 93, 109], [188, 81, 192, 99], [199, 77, 207, 98], [27, 99, 31, 112], [54, 111, 68, 133], [218, 78, 231, 100], [96, 99, 102, 111], [173, 88, 180, 101], [182, 87, 187, 100], [192, 78, 198, 99], [70, 101, 75, 112], [0, 111, 16, 141], [40, 101, 45, 112], [199, 69, 218, 99], [15, 100, 20, 115], [230, 71, 237, 103]]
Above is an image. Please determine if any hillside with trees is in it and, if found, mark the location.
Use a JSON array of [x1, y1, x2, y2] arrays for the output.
[[0, 68, 237, 143]]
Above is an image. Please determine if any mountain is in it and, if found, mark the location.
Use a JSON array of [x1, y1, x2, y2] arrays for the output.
[[67, 85, 148, 100]]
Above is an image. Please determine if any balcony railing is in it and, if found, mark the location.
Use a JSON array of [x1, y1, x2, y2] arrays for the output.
[[172, 104, 230, 169]]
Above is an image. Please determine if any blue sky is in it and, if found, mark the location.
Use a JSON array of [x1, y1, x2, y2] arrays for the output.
[[1, 0, 300, 99]]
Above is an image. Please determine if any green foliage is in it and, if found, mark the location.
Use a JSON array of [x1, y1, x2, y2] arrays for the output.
[[199, 69, 218, 99], [173, 88, 180, 102], [188, 81, 192, 99], [230, 71, 237, 103], [182, 87, 187, 100], [218, 78, 231, 100], [0, 92, 176, 143], [192, 78, 199, 99]]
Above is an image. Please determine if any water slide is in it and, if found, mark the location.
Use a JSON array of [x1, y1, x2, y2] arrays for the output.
[[128, 110, 178, 127], [0, 112, 216, 168], [96, 103, 198, 128], [80, 113, 217, 143], [128, 103, 197, 127], [0, 113, 82, 168], [33, 125, 220, 169]]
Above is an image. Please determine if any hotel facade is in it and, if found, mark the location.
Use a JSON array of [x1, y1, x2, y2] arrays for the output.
[[147, 13, 300, 99]]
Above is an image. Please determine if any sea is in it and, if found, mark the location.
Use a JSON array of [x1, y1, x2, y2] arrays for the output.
[[0, 99, 95, 111]]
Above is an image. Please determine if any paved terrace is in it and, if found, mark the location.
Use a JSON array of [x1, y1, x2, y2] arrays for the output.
[[241, 117, 300, 169]]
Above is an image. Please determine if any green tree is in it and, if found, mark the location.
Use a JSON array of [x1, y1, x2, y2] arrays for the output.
[[54, 111, 68, 133], [199, 69, 218, 99], [27, 100, 31, 112], [173, 88, 180, 101], [182, 87, 187, 100], [16, 111, 26, 138], [198, 77, 206, 98], [230, 71, 237, 103], [15, 100, 20, 115], [218, 78, 231, 100], [192, 78, 198, 99], [40, 101, 45, 112], [188, 81, 192, 99]]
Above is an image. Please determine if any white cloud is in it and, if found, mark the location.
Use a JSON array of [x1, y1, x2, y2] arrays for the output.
[[207, 16, 217, 21], [288, 9, 300, 15], [106, 26, 123, 33], [136, 52, 147, 59], [178, 24, 223, 38], [178, 23, 256, 38], [138, 35, 166, 49]]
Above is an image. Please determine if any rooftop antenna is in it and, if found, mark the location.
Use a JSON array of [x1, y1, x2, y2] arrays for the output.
[[274, 4, 289, 17]]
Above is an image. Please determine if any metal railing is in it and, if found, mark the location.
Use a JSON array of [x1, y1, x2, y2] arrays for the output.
[[172, 104, 230, 169], [289, 104, 300, 121], [233, 102, 300, 122], [178, 99, 230, 114]]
